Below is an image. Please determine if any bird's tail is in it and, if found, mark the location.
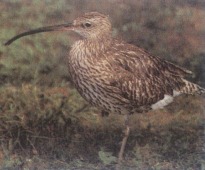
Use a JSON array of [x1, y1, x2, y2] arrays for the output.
[[179, 79, 205, 95]]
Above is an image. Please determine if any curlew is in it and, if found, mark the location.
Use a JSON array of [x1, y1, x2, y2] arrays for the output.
[[4, 12, 205, 168]]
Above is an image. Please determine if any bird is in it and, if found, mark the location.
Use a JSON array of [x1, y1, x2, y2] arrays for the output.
[[4, 12, 205, 168]]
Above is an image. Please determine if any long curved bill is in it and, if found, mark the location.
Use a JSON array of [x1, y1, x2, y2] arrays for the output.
[[4, 23, 73, 46]]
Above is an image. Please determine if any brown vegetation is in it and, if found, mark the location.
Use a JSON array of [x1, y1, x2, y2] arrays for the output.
[[0, 0, 204, 169]]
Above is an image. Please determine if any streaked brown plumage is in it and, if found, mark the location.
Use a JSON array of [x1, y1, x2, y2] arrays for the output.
[[4, 11, 205, 168], [68, 12, 204, 115]]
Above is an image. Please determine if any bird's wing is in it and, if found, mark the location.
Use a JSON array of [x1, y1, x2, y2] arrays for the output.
[[112, 40, 192, 77], [106, 41, 191, 107]]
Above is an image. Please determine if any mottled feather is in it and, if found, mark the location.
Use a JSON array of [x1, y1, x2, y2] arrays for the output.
[[67, 12, 204, 114]]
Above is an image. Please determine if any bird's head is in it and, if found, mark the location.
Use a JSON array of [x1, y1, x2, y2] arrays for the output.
[[72, 12, 111, 38], [4, 12, 112, 46]]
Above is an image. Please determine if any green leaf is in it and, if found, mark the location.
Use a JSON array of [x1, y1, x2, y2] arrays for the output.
[[98, 149, 117, 165]]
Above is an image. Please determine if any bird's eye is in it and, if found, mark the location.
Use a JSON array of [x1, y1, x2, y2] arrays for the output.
[[82, 22, 92, 28], [85, 22, 91, 27]]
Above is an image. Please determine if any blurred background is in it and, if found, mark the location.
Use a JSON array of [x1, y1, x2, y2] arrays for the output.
[[0, 0, 204, 169]]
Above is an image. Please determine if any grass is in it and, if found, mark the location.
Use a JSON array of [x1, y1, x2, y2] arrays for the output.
[[0, 0, 205, 169], [0, 85, 204, 169]]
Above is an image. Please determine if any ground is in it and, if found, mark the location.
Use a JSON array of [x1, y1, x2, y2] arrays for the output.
[[0, 85, 204, 169]]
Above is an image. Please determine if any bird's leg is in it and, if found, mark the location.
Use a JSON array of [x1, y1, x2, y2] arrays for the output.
[[116, 114, 130, 169]]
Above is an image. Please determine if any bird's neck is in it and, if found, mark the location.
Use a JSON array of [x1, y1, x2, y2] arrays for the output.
[[71, 35, 113, 57]]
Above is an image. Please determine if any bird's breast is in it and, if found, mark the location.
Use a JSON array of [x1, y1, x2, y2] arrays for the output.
[[68, 42, 107, 102], [68, 41, 128, 113]]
